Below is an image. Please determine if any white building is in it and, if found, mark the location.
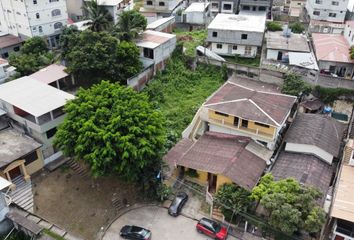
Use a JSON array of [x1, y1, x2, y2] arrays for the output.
[[206, 13, 266, 57], [182, 2, 211, 25], [0, 76, 75, 164], [140, 0, 182, 15], [306, 0, 349, 23], [0, 0, 68, 48]]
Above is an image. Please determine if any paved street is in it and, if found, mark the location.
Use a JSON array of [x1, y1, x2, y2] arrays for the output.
[[102, 206, 237, 240]]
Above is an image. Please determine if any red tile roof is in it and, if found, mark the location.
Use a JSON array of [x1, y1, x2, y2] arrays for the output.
[[312, 33, 354, 63], [204, 82, 297, 126], [164, 132, 266, 190], [0, 34, 23, 49]]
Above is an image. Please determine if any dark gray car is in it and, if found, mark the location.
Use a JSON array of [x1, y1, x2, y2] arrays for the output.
[[120, 225, 151, 240], [168, 192, 188, 217]]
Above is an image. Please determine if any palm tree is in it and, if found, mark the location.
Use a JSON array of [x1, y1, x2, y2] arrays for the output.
[[114, 10, 147, 41], [83, 0, 113, 32]]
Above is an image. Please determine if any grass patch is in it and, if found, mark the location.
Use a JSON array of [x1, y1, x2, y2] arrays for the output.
[[144, 51, 224, 148], [42, 229, 65, 240], [224, 55, 261, 67], [173, 29, 207, 57]]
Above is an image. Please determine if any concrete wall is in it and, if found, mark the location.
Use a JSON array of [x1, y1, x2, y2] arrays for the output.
[[318, 60, 354, 79], [285, 142, 333, 164], [306, 0, 348, 23], [207, 28, 264, 46], [216, 175, 233, 191], [344, 23, 354, 46], [210, 42, 258, 57], [210, 0, 239, 14], [185, 11, 206, 25], [66, 0, 84, 21], [25, 149, 44, 175]]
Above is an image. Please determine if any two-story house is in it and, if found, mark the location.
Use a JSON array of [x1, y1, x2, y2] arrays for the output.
[[0, 33, 23, 59], [0, 0, 68, 48], [207, 13, 266, 58], [306, 0, 349, 33], [0, 76, 75, 164], [164, 79, 295, 193]]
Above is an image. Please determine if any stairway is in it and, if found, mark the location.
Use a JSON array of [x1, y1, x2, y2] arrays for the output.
[[66, 159, 89, 177], [212, 207, 225, 222], [9, 176, 34, 213]]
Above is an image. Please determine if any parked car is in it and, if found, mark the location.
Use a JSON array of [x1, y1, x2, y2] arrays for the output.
[[196, 217, 228, 240], [120, 225, 151, 240], [168, 192, 188, 216]]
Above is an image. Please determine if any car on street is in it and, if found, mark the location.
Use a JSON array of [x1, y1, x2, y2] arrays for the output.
[[120, 225, 152, 240], [196, 217, 228, 240], [168, 192, 188, 216]]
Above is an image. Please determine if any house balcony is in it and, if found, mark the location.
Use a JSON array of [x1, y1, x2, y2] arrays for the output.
[[208, 118, 275, 141]]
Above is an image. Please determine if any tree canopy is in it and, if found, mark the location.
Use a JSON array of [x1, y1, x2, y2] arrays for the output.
[[251, 173, 326, 235], [9, 37, 55, 76], [281, 73, 312, 96], [83, 0, 113, 32], [54, 81, 166, 185], [266, 22, 283, 32], [114, 10, 147, 41], [61, 30, 142, 84]]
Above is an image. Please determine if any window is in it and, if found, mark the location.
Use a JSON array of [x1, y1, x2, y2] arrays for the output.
[[38, 26, 43, 32], [259, 6, 266, 11], [33, 26, 36, 31], [232, 45, 237, 50], [33, 0, 37, 3], [313, 10, 320, 16], [241, 119, 248, 128], [349, 31, 352, 37], [332, 1, 339, 5], [241, 34, 248, 40], [242, 5, 250, 10], [329, 13, 337, 17], [216, 43, 222, 49], [143, 48, 154, 59], [212, 31, 217, 37], [255, 122, 270, 128], [1, 52, 9, 58], [24, 151, 38, 165], [315, 0, 322, 4], [51, 9, 61, 17], [233, 117, 239, 126], [14, 46, 20, 52], [159, 2, 165, 6], [36, 13, 40, 19], [349, 150, 354, 166], [211, 3, 218, 8], [54, 22, 63, 29], [215, 111, 228, 117], [49, 0, 59, 2], [223, 3, 232, 10], [46, 127, 57, 139], [52, 107, 64, 118], [147, 0, 153, 5]]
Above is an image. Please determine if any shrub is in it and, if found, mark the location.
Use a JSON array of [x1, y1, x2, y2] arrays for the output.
[[185, 169, 199, 178], [289, 22, 305, 33], [282, 73, 312, 96], [266, 22, 283, 31], [314, 85, 354, 103]]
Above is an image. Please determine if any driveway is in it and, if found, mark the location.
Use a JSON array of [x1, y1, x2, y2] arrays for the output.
[[102, 206, 237, 240]]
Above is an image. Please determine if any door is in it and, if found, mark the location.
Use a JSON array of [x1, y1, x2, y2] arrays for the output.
[[208, 173, 217, 193], [277, 51, 283, 61], [9, 166, 22, 180]]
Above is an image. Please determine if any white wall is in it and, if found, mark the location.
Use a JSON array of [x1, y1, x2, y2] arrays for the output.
[[211, 42, 258, 57], [185, 11, 205, 25], [344, 23, 354, 46], [306, 0, 348, 23], [285, 142, 333, 164], [266, 49, 280, 60]]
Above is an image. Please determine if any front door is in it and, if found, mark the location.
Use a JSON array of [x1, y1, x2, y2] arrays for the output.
[[208, 173, 217, 193], [9, 166, 22, 180], [277, 51, 283, 61]]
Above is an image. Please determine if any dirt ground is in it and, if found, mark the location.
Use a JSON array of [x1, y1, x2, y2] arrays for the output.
[[32, 165, 143, 240]]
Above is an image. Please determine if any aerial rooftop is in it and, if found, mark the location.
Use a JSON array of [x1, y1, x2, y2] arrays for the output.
[[136, 30, 176, 49], [312, 33, 354, 63], [207, 13, 266, 32], [0, 76, 75, 117], [30, 64, 68, 85], [184, 2, 209, 12], [0, 34, 22, 49], [266, 31, 310, 52]]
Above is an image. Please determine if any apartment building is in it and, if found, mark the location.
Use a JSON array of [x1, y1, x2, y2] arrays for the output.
[[207, 13, 266, 58], [0, 0, 68, 47], [306, 0, 349, 33]]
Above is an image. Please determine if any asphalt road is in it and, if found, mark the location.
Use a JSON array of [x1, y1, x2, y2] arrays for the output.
[[102, 205, 237, 240]]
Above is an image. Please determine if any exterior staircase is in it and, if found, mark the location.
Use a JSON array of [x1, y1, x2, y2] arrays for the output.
[[66, 159, 89, 177], [9, 176, 34, 213], [212, 207, 225, 222]]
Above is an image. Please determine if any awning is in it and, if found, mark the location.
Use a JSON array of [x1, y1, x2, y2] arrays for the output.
[[0, 177, 12, 190], [289, 52, 319, 70]]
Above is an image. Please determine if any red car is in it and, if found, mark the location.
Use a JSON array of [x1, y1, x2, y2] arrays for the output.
[[196, 217, 228, 240]]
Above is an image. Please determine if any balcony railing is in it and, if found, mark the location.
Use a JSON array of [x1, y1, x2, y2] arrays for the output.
[[209, 118, 274, 140]]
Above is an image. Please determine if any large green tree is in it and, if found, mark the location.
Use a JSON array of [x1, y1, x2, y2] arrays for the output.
[[9, 37, 55, 76], [54, 81, 166, 186], [281, 73, 312, 96], [62, 30, 142, 84], [114, 10, 147, 41], [83, 0, 113, 32], [252, 173, 326, 235]]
